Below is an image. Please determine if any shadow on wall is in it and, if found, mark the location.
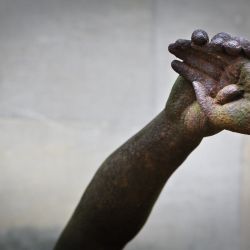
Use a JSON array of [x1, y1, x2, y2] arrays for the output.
[[0, 228, 59, 250]]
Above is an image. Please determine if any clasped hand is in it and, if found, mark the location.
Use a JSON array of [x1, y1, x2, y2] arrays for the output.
[[169, 29, 250, 135]]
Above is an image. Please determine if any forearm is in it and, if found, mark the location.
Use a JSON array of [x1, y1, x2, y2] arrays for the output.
[[54, 106, 202, 250]]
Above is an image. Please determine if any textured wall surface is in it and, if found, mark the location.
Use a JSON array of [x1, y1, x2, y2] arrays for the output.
[[242, 136, 250, 250], [0, 0, 249, 249]]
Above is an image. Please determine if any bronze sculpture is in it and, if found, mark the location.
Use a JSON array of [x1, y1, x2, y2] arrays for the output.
[[54, 30, 250, 250], [169, 29, 250, 134]]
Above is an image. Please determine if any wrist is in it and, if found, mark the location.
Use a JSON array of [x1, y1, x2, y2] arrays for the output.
[[142, 109, 203, 170], [181, 102, 207, 138], [163, 108, 203, 148]]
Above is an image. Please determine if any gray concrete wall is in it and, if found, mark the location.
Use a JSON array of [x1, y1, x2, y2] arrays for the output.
[[0, 0, 249, 249], [242, 137, 250, 250]]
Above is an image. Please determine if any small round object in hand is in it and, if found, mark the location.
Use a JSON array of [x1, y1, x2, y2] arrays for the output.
[[191, 29, 209, 46]]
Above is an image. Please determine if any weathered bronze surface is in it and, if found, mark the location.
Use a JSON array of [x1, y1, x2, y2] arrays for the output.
[[54, 30, 250, 250], [169, 29, 250, 134]]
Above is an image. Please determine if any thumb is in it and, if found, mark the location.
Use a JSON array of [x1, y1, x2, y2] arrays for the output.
[[215, 84, 244, 105], [192, 81, 215, 115], [192, 81, 207, 101]]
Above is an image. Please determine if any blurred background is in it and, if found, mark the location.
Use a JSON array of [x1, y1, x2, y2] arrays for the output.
[[0, 0, 249, 249]]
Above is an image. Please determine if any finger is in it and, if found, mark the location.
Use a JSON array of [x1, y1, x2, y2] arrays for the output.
[[234, 36, 250, 47], [194, 32, 236, 62], [168, 39, 191, 54], [169, 41, 226, 78], [191, 29, 209, 46], [170, 46, 223, 80], [210, 32, 232, 51], [215, 84, 244, 105], [169, 39, 228, 68], [171, 60, 218, 96], [211, 32, 232, 42], [192, 81, 217, 116], [223, 40, 242, 56], [171, 60, 206, 83], [234, 36, 250, 58]]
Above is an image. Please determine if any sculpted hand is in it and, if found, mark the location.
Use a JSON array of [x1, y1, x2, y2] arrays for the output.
[[169, 30, 250, 135], [168, 30, 229, 137]]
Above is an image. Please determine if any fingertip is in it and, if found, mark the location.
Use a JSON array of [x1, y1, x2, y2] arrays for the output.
[[233, 36, 250, 48], [175, 39, 192, 50], [210, 32, 232, 53], [215, 84, 244, 105], [210, 37, 224, 51], [191, 29, 209, 46], [223, 40, 242, 55], [171, 59, 182, 72], [168, 43, 176, 53], [209, 38, 224, 52], [225, 35, 250, 57], [168, 39, 191, 53], [211, 32, 231, 42], [171, 59, 179, 69], [171, 60, 200, 84], [175, 39, 190, 45], [211, 37, 224, 45], [192, 81, 202, 90]]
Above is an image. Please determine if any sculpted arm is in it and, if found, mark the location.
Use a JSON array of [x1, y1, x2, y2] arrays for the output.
[[54, 75, 205, 250], [55, 30, 238, 250]]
